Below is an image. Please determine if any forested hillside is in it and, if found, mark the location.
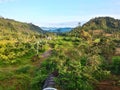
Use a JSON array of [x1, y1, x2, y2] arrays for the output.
[[82, 17, 120, 31], [69, 17, 120, 39]]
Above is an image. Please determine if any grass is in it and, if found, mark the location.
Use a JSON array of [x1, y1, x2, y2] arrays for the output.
[[0, 49, 37, 90], [0, 73, 31, 90], [0, 39, 52, 90]]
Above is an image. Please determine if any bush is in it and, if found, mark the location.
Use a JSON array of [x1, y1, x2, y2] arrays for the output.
[[111, 56, 120, 74], [93, 69, 111, 81]]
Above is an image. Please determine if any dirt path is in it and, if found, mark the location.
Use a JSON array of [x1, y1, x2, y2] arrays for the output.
[[0, 66, 18, 72], [41, 50, 52, 58], [32, 50, 52, 67], [95, 80, 120, 90]]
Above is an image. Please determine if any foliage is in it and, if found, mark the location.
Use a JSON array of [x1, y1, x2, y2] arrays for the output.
[[111, 56, 120, 75], [93, 69, 111, 81], [82, 17, 120, 32]]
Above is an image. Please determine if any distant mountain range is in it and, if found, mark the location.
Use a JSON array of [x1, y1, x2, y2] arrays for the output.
[[41, 27, 73, 33]]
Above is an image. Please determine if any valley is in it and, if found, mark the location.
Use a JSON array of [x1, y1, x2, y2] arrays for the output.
[[0, 17, 120, 90]]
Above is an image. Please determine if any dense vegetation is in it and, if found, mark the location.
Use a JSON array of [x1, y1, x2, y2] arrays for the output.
[[82, 17, 120, 32], [0, 17, 47, 65], [0, 17, 120, 90]]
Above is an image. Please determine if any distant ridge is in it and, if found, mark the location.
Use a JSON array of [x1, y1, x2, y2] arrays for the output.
[[41, 27, 73, 33]]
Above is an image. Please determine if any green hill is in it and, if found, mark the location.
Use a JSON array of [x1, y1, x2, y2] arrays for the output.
[[68, 17, 120, 37], [0, 17, 45, 42], [82, 17, 120, 32], [0, 17, 43, 33]]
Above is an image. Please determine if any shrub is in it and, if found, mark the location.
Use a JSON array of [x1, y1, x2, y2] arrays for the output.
[[93, 69, 111, 81], [111, 56, 120, 74]]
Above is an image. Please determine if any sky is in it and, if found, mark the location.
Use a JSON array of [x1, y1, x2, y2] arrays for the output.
[[0, 0, 120, 27]]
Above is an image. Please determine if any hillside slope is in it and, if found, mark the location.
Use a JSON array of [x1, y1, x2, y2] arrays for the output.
[[69, 17, 120, 37], [0, 17, 45, 43], [0, 17, 47, 65], [0, 17, 43, 33], [82, 17, 120, 31]]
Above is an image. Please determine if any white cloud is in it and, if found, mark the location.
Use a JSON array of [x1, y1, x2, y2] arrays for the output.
[[15, 14, 120, 27], [37, 21, 79, 28], [32, 14, 120, 27]]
